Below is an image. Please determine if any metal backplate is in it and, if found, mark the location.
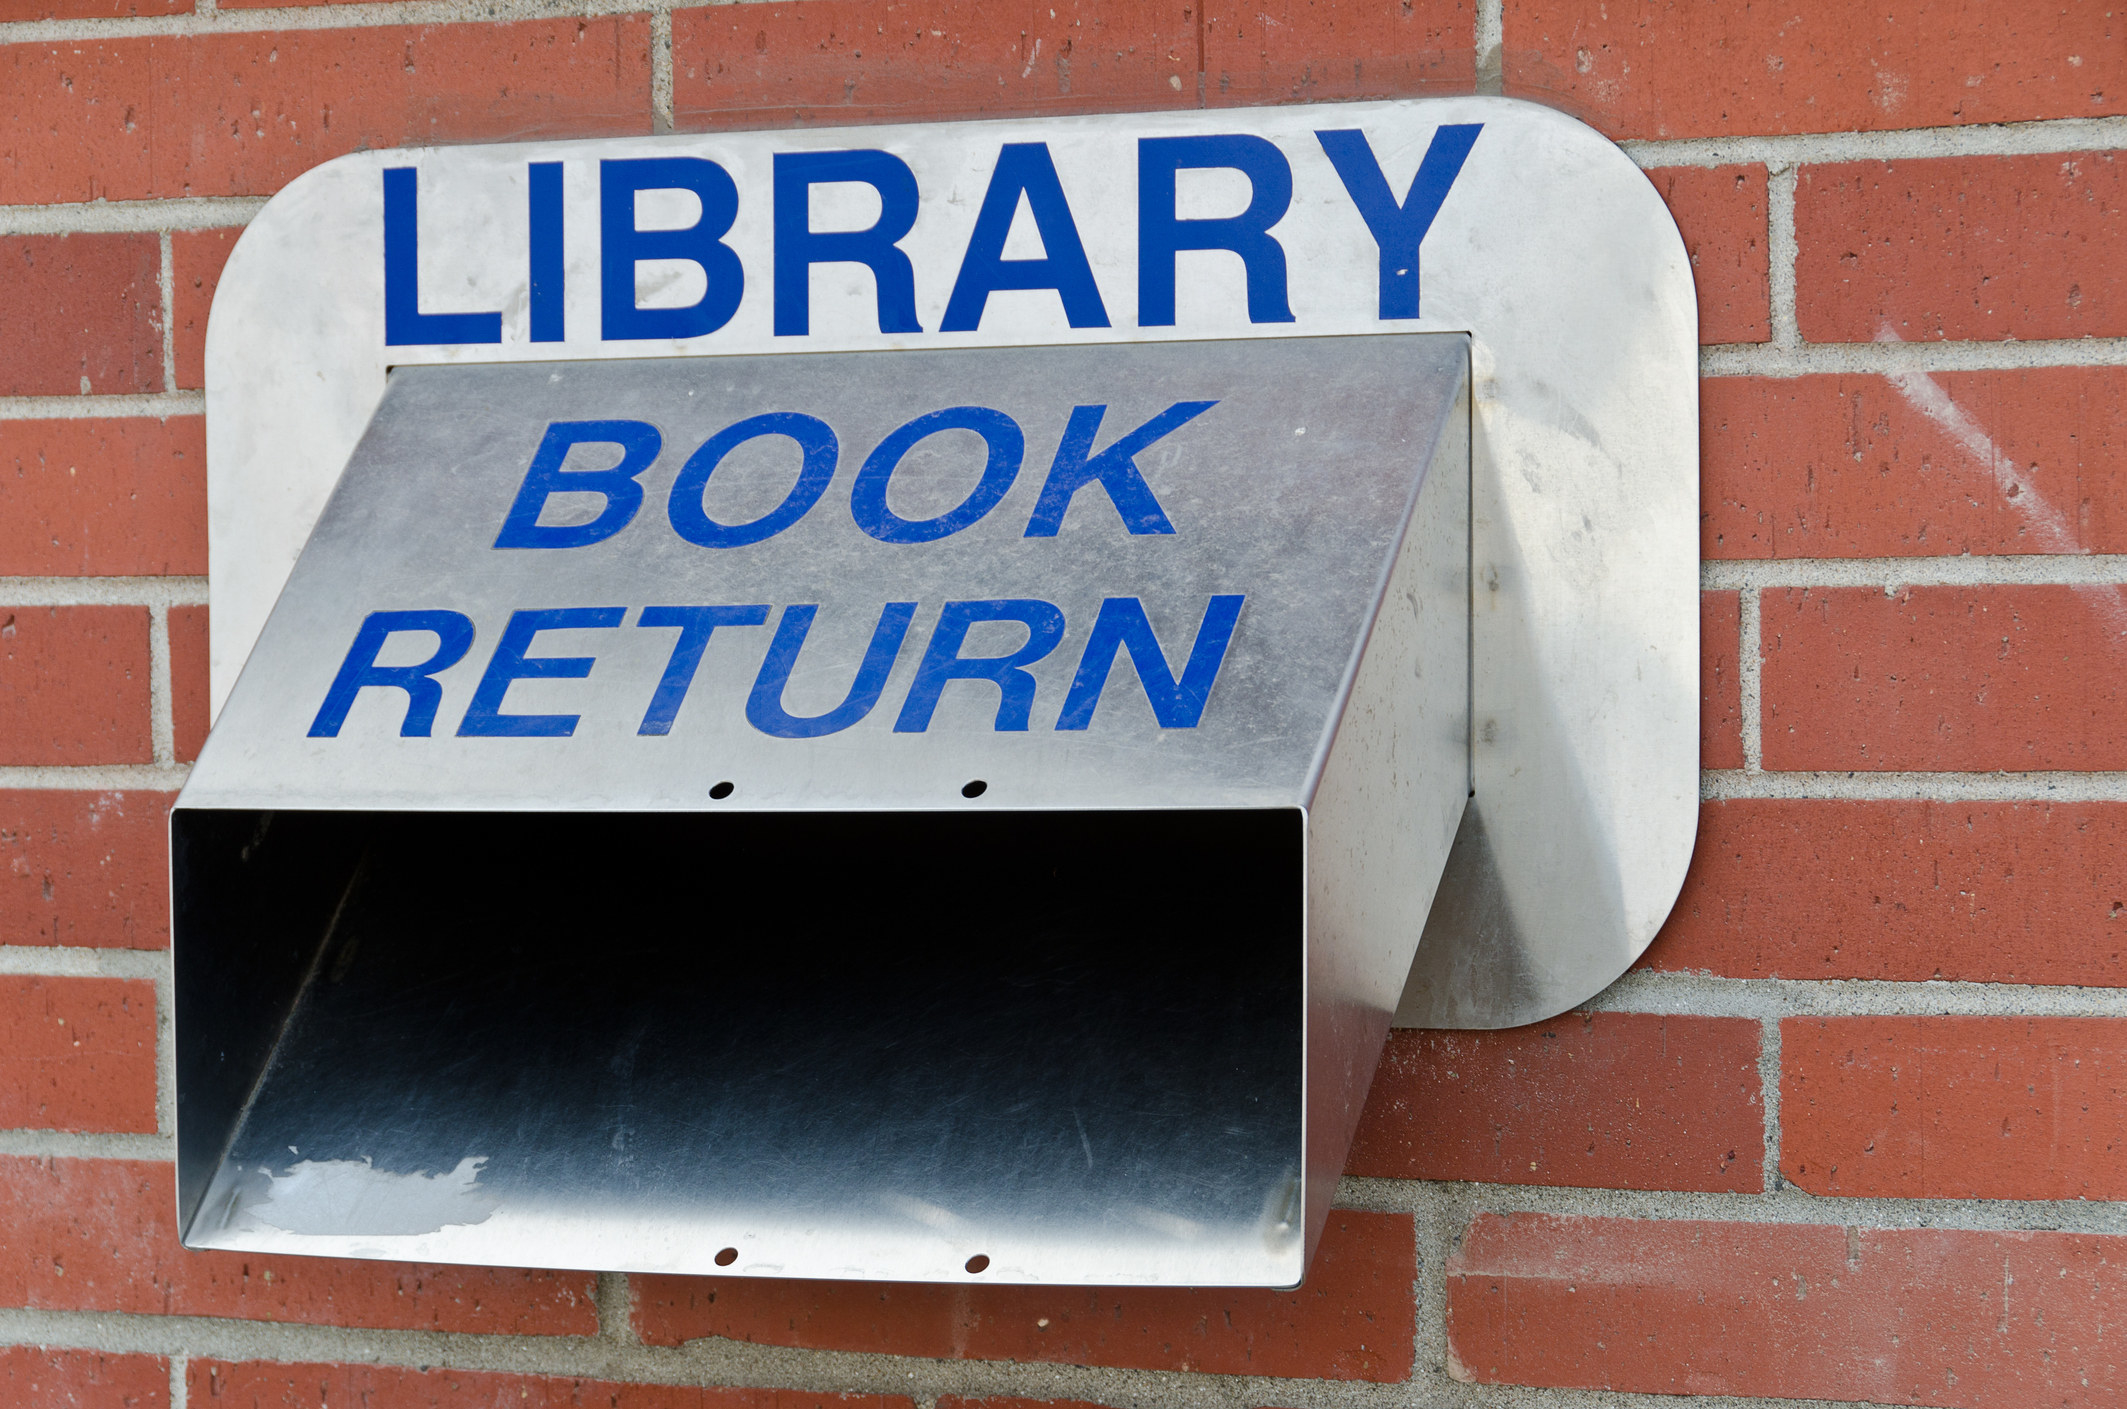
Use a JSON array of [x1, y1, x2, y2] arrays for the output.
[[204, 95, 1698, 1030]]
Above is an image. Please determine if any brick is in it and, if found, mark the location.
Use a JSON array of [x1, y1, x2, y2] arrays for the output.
[[1349, 1014, 1761, 1192], [188, 1362, 907, 1409], [0, 1346, 167, 1408], [1447, 1214, 2127, 1405], [172, 229, 240, 392], [1202, 0, 1476, 108], [0, 606, 152, 766], [1700, 590, 1741, 769], [1645, 800, 2127, 986], [0, 1155, 598, 1333], [0, 419, 207, 576], [0, 21, 653, 206], [1761, 585, 2127, 771], [0, 791, 174, 950], [1647, 166, 1768, 345], [636, 1210, 1414, 1381], [0, 976, 156, 1134], [1783, 1016, 2127, 1201], [673, 0, 1196, 130], [0, 235, 161, 397], [1796, 153, 2127, 343], [1704, 368, 2127, 559], [169, 605, 210, 763], [1502, 1, 2126, 139]]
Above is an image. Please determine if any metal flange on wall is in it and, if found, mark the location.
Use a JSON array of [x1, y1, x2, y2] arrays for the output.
[[176, 98, 1698, 1286]]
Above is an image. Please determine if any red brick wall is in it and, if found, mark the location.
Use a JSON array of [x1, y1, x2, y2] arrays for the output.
[[1, 2, 2119, 1406]]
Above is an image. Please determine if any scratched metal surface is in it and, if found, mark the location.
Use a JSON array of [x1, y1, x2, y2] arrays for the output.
[[183, 335, 1465, 813]]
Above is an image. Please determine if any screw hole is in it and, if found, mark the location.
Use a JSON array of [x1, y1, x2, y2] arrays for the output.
[[961, 780, 987, 798], [715, 1247, 738, 1267], [709, 781, 735, 800], [964, 1254, 990, 1274]]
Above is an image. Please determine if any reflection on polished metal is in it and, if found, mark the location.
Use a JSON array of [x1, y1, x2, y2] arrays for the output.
[[1392, 350, 1699, 1029], [174, 335, 1473, 1286]]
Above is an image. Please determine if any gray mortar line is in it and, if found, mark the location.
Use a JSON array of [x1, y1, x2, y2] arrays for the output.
[[1407, 1179, 1460, 1394], [595, 1272, 635, 1344], [0, 198, 266, 237], [0, 946, 167, 979], [1704, 555, 2127, 588], [0, 1130, 174, 1159], [0, 763, 192, 791], [0, 0, 680, 44], [0, 577, 209, 606], [1702, 337, 2127, 375], [169, 1355, 187, 1409], [1336, 1178, 2127, 1238], [1765, 161, 1800, 349], [1624, 114, 2127, 167], [1700, 768, 2127, 802], [148, 603, 175, 767], [1584, 972, 2127, 1020], [0, 392, 205, 422], [149, 944, 177, 1139], [1473, 0, 1503, 97], [1757, 1016, 1782, 1192], [158, 231, 177, 396], [650, 8, 676, 135], [1736, 584, 1763, 772]]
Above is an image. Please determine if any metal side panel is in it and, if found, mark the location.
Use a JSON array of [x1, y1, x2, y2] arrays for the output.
[[1394, 390, 1688, 1027], [1303, 358, 1469, 1254]]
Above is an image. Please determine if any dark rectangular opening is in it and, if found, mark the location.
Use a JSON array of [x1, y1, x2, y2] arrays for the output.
[[173, 807, 1304, 1275]]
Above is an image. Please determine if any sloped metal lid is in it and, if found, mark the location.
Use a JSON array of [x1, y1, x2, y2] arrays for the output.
[[184, 334, 1467, 814]]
